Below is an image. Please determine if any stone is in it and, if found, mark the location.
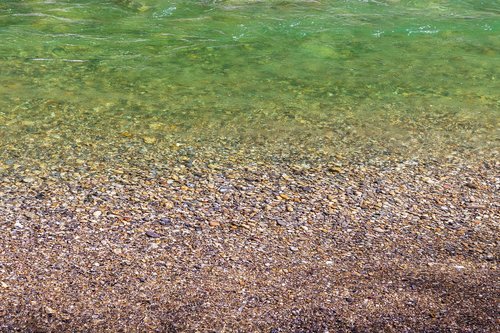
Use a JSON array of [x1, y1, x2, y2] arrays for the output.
[[45, 306, 56, 315], [146, 230, 161, 238], [209, 221, 220, 227], [93, 210, 102, 218], [289, 246, 299, 252], [158, 218, 172, 226], [148, 243, 159, 250], [328, 165, 342, 173], [374, 227, 385, 233], [142, 136, 157, 144], [277, 220, 287, 227], [465, 182, 478, 189]]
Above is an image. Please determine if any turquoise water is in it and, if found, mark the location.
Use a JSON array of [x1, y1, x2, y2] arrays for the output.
[[0, 0, 498, 162]]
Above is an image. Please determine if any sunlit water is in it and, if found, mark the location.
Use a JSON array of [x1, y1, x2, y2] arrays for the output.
[[0, 0, 498, 166]]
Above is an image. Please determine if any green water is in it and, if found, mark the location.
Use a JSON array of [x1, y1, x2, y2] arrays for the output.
[[0, 0, 499, 164]]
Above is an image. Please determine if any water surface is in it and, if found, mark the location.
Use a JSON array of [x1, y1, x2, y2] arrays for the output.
[[0, 0, 498, 165]]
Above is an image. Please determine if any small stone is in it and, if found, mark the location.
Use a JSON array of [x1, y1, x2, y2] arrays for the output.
[[328, 165, 342, 173], [14, 222, 23, 229], [112, 248, 122, 255], [219, 187, 230, 193], [209, 221, 220, 227], [286, 205, 294, 212], [326, 260, 334, 266], [374, 227, 385, 233], [422, 176, 435, 184], [289, 246, 299, 252], [162, 201, 174, 209], [300, 186, 313, 192], [149, 122, 164, 130], [22, 177, 35, 183], [142, 136, 157, 144], [148, 243, 159, 250], [93, 210, 102, 218], [146, 230, 161, 238], [0, 282, 8, 288], [277, 220, 287, 227], [453, 265, 465, 271], [158, 218, 172, 226], [465, 182, 478, 189], [21, 120, 35, 126], [45, 306, 56, 315]]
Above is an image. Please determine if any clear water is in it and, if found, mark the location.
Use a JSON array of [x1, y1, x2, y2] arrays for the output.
[[0, 0, 498, 164]]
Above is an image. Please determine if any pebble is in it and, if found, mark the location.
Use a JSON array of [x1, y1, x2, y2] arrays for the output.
[[22, 177, 35, 183], [279, 194, 290, 200], [209, 221, 220, 227], [374, 227, 385, 233], [277, 220, 287, 227], [45, 306, 56, 315], [158, 218, 172, 226], [289, 246, 299, 252], [93, 210, 102, 218], [145, 230, 161, 238], [465, 182, 478, 189], [148, 243, 159, 250], [328, 165, 342, 173], [142, 136, 157, 144]]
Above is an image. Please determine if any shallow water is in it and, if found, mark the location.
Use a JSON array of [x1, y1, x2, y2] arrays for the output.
[[0, 0, 498, 164]]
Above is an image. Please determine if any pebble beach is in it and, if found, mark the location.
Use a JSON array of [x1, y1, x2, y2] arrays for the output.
[[1, 0, 499, 331], [1, 105, 498, 331]]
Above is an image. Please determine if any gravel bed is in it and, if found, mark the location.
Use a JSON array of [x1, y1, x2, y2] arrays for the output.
[[0, 134, 498, 332]]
